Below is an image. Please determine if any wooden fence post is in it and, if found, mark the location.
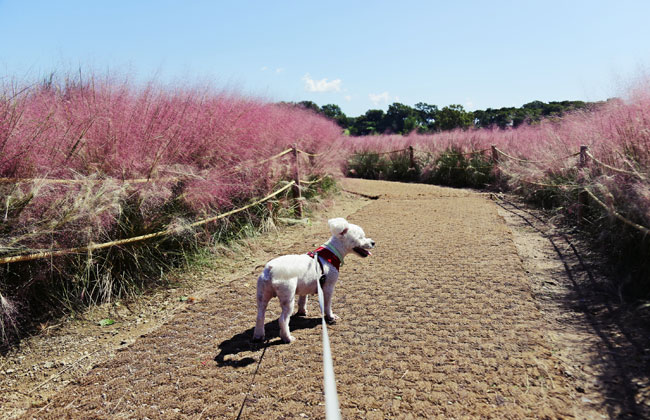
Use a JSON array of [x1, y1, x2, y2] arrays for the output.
[[266, 200, 274, 218], [577, 145, 589, 224], [408, 146, 415, 169], [490, 145, 501, 182], [292, 146, 303, 218], [579, 145, 589, 168]]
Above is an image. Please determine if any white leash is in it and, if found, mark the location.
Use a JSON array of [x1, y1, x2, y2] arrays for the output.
[[316, 276, 342, 420]]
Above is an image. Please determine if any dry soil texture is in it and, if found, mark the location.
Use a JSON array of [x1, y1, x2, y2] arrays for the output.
[[10, 179, 646, 419]]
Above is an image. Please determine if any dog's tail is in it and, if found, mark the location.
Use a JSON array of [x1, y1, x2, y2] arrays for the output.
[[257, 264, 272, 286], [257, 265, 274, 301], [259, 264, 272, 281]]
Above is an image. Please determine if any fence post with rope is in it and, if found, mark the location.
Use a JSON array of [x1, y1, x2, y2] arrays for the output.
[[490, 145, 501, 180], [491, 145, 499, 164], [579, 145, 589, 168], [491, 143, 650, 236], [577, 145, 590, 224], [291, 145, 303, 218]]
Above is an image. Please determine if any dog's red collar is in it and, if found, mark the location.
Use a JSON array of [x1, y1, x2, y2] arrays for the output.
[[307, 246, 341, 271]]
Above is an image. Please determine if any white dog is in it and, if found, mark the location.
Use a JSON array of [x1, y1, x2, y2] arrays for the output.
[[253, 217, 375, 343]]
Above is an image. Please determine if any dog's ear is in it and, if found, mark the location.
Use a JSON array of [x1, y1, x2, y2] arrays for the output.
[[328, 218, 349, 236]]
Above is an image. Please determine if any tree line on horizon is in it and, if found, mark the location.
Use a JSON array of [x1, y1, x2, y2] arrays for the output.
[[288, 99, 607, 135]]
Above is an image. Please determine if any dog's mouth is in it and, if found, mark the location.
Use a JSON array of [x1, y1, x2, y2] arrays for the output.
[[353, 247, 371, 258]]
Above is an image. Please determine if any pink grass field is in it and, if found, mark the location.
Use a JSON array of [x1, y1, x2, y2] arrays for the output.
[[343, 85, 650, 229], [0, 75, 344, 256]]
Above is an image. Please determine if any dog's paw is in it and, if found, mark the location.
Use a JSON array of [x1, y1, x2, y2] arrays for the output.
[[281, 335, 296, 344], [295, 310, 308, 317], [251, 335, 265, 343], [324, 314, 340, 325]]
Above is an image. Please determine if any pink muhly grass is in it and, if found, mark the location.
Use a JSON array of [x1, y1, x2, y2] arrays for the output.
[[344, 82, 650, 230], [0, 72, 343, 258]]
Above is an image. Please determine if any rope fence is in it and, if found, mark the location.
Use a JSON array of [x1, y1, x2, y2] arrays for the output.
[[584, 189, 650, 236], [0, 146, 326, 265], [0, 181, 296, 265], [493, 147, 581, 164], [515, 177, 579, 190], [495, 144, 650, 236], [256, 147, 294, 164], [585, 150, 647, 180], [493, 147, 545, 163], [350, 143, 649, 237], [299, 175, 329, 185], [295, 148, 322, 158]]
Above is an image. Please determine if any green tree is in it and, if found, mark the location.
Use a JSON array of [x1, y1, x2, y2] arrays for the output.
[[542, 102, 564, 116], [403, 115, 418, 133], [350, 109, 385, 135], [384, 102, 417, 134], [292, 97, 600, 136], [437, 105, 473, 131], [320, 104, 348, 128], [494, 108, 515, 129], [298, 100, 320, 113], [472, 109, 487, 128], [414, 102, 439, 132]]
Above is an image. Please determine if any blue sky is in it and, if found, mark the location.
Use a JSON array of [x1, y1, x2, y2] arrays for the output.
[[1, 0, 649, 116]]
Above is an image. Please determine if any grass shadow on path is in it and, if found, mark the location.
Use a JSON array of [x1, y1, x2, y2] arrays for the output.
[[214, 315, 320, 367], [497, 197, 650, 419]]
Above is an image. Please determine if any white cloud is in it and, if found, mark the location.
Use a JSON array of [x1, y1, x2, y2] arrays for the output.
[[260, 66, 268, 72], [302, 73, 342, 92], [344, 95, 352, 102], [369, 91, 391, 106], [276, 67, 284, 73]]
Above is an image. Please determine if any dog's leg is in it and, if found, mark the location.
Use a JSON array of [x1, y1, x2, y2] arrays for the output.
[[296, 295, 308, 316], [253, 275, 273, 342], [253, 297, 270, 341], [278, 294, 296, 343], [323, 286, 340, 325]]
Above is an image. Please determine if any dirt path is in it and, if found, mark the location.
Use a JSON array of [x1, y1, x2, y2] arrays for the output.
[[8, 179, 645, 419]]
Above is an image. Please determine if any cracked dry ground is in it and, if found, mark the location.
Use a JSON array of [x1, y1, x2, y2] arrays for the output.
[[21, 179, 608, 419]]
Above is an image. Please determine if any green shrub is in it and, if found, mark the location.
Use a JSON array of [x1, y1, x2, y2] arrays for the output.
[[346, 152, 391, 179], [385, 151, 420, 182], [346, 151, 419, 182], [421, 148, 494, 188]]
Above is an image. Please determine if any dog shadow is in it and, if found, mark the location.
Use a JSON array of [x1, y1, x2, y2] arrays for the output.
[[214, 315, 320, 368]]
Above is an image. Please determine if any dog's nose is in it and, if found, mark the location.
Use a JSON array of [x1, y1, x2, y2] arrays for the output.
[[370, 240, 376, 247]]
